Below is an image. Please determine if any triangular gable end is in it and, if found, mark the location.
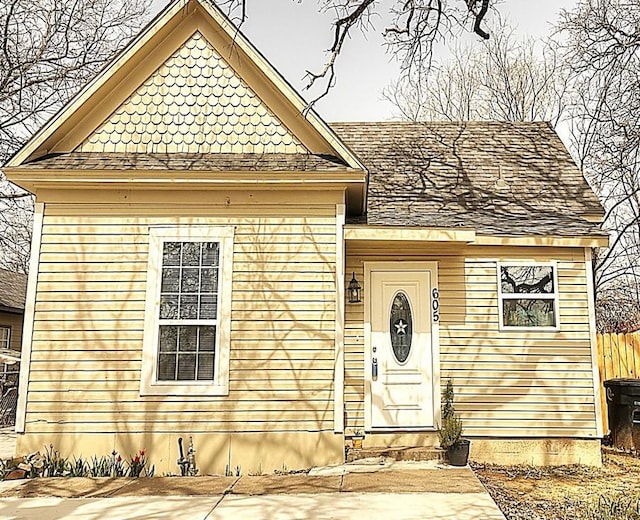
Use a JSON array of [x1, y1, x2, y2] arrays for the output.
[[6, 0, 365, 171], [80, 31, 306, 155]]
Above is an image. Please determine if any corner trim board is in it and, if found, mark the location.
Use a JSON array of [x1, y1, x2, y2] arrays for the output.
[[16, 202, 45, 433], [334, 204, 345, 433], [585, 247, 604, 437]]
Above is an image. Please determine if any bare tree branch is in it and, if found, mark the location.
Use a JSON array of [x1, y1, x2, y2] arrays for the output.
[[559, 0, 640, 331], [0, 0, 152, 272], [221, 1, 500, 111], [384, 19, 568, 125]]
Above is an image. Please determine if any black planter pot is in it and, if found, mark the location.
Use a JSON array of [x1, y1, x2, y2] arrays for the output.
[[447, 439, 471, 466]]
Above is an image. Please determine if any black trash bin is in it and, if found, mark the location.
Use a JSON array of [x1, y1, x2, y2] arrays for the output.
[[604, 378, 640, 451]]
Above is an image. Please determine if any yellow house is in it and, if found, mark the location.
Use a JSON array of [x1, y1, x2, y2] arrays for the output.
[[3, 0, 608, 474]]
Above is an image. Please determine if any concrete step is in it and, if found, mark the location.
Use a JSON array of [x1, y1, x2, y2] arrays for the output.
[[346, 446, 445, 463]]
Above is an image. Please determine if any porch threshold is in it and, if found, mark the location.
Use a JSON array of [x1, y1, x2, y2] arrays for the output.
[[346, 446, 445, 463]]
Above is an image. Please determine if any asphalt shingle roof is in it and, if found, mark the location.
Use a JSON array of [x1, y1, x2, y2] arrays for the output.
[[0, 269, 27, 312], [18, 121, 605, 238], [22, 152, 352, 172], [332, 121, 605, 236]]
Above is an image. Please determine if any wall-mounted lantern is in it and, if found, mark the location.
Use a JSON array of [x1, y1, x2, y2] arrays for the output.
[[348, 272, 362, 303]]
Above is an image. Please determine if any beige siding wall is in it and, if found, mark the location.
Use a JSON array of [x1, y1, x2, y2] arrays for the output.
[[24, 196, 339, 447], [345, 242, 598, 438]]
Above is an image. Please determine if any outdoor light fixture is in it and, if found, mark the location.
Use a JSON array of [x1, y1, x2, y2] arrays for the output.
[[348, 272, 362, 303]]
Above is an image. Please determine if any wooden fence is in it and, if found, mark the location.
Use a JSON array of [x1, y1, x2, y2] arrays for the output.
[[596, 332, 640, 432]]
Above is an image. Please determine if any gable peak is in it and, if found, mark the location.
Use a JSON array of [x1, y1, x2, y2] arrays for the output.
[[78, 31, 306, 155]]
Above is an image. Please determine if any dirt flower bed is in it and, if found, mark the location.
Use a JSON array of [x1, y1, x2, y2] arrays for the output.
[[472, 449, 640, 520]]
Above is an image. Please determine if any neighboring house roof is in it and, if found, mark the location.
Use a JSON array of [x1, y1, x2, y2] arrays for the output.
[[0, 269, 27, 313], [333, 121, 606, 237]]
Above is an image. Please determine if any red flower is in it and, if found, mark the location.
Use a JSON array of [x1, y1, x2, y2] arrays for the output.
[[117, 455, 122, 462], [140, 449, 146, 457], [133, 455, 140, 464]]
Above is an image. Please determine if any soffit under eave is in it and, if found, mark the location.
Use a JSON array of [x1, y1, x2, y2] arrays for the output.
[[6, 0, 365, 172]]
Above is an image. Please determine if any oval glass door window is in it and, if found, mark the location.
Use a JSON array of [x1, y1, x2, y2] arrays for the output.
[[390, 291, 413, 363]]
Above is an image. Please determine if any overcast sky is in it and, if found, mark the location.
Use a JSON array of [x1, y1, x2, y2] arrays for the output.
[[149, 0, 578, 122]]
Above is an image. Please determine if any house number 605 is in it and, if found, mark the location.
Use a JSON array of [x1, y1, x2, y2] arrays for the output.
[[432, 288, 440, 322]]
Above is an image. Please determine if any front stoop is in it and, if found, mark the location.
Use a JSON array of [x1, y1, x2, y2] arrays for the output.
[[346, 446, 445, 463]]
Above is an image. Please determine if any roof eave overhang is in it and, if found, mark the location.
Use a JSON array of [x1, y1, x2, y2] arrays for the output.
[[5, 167, 366, 188], [6, 167, 367, 212], [344, 226, 476, 243], [0, 305, 24, 315], [344, 225, 610, 248], [583, 213, 605, 224], [473, 233, 609, 248]]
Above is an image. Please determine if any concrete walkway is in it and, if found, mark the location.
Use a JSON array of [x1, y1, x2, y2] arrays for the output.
[[0, 492, 505, 519], [0, 461, 506, 520]]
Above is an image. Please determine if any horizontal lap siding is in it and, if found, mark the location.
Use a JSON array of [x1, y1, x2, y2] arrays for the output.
[[26, 205, 337, 434], [345, 244, 597, 438]]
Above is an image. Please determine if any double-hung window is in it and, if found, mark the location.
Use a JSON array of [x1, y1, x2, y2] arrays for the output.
[[498, 262, 559, 330], [140, 226, 234, 396], [0, 327, 13, 382], [0, 327, 9, 350]]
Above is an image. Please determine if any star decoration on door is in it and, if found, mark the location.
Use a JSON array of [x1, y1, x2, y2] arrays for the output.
[[394, 319, 408, 335]]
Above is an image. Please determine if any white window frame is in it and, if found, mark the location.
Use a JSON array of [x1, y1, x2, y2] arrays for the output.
[[497, 261, 560, 331], [140, 226, 234, 396], [0, 327, 13, 383], [0, 326, 9, 349]]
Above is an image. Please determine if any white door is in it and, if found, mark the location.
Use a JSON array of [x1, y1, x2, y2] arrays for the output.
[[369, 269, 435, 429]]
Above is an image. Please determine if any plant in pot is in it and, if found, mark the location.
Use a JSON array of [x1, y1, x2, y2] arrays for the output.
[[351, 429, 364, 450], [438, 379, 471, 466]]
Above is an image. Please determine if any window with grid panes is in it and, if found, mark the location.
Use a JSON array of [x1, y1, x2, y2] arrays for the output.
[[140, 227, 233, 396], [158, 241, 218, 381], [0, 327, 9, 349]]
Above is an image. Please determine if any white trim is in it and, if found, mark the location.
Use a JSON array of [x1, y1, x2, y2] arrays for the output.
[[363, 261, 440, 432], [342, 226, 608, 248], [431, 265, 441, 432], [0, 327, 9, 350], [140, 225, 234, 396], [16, 202, 44, 433], [585, 248, 604, 437], [363, 264, 372, 432], [474, 235, 609, 248], [334, 204, 345, 433], [344, 226, 475, 243], [497, 261, 560, 332]]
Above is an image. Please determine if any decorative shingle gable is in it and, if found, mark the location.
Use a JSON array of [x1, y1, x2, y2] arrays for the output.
[[79, 32, 306, 155]]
